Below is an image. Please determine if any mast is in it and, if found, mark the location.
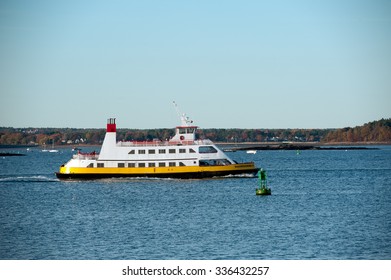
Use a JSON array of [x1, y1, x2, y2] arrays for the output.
[[173, 101, 194, 126], [170, 102, 197, 144]]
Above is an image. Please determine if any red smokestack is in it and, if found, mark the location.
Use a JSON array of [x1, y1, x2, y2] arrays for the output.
[[107, 118, 116, 132]]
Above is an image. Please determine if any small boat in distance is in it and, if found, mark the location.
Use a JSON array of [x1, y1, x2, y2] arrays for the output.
[[42, 140, 58, 153], [247, 150, 257, 154], [56, 106, 259, 179]]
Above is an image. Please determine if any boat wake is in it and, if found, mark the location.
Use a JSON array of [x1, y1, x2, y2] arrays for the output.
[[59, 174, 256, 183], [100, 177, 176, 183], [0, 175, 60, 183], [101, 174, 256, 182], [220, 173, 257, 178]]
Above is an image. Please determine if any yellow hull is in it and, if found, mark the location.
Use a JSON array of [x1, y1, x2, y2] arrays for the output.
[[56, 163, 259, 179]]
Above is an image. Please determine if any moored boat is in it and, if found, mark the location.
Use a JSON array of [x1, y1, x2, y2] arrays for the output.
[[56, 111, 259, 180]]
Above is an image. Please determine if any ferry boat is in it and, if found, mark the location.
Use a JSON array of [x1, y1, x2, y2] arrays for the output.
[[56, 112, 259, 179]]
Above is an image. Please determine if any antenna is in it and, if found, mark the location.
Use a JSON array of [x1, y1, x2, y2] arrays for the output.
[[172, 101, 193, 126], [173, 101, 181, 119]]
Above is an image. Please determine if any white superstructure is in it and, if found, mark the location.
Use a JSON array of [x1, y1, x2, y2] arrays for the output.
[[56, 107, 258, 179]]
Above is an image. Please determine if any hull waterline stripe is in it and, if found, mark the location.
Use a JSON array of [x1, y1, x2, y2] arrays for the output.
[[56, 168, 259, 180]]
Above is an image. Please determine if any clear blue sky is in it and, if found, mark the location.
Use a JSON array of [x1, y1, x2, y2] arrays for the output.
[[1, 0, 390, 129]]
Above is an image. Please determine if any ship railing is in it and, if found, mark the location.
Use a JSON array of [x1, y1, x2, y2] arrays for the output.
[[73, 151, 99, 160], [117, 139, 214, 147], [117, 140, 165, 147], [194, 139, 214, 145]]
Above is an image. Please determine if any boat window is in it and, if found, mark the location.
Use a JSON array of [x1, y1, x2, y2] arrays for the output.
[[128, 150, 135, 154], [87, 163, 94, 168], [138, 150, 145, 154], [128, 163, 135, 167], [159, 162, 165, 167], [189, 148, 196, 153], [199, 146, 218, 153], [97, 163, 104, 168], [179, 162, 186, 166], [138, 163, 145, 167], [169, 162, 176, 167], [179, 149, 186, 153], [179, 127, 195, 134], [169, 149, 176, 154], [149, 163, 155, 167], [199, 159, 231, 166], [159, 149, 166, 154], [148, 149, 155, 154]]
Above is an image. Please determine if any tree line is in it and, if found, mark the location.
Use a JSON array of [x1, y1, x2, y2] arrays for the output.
[[0, 118, 390, 146], [322, 118, 391, 143]]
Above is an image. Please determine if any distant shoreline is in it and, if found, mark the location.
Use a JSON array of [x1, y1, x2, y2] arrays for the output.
[[217, 141, 391, 146], [1, 119, 389, 146], [216, 142, 389, 151], [1, 142, 389, 151]]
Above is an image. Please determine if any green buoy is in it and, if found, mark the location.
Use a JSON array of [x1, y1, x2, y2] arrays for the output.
[[256, 169, 271, 195]]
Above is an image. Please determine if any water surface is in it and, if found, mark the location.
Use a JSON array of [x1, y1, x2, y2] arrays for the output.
[[1, 146, 390, 259]]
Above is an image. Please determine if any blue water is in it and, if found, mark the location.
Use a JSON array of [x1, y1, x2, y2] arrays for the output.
[[1, 146, 390, 260]]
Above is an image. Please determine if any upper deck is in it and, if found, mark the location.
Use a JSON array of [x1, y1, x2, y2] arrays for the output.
[[116, 139, 213, 147]]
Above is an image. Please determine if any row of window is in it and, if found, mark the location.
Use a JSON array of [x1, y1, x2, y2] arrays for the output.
[[91, 158, 231, 168], [94, 162, 187, 168], [178, 127, 196, 134], [127, 146, 217, 155], [129, 148, 196, 155]]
